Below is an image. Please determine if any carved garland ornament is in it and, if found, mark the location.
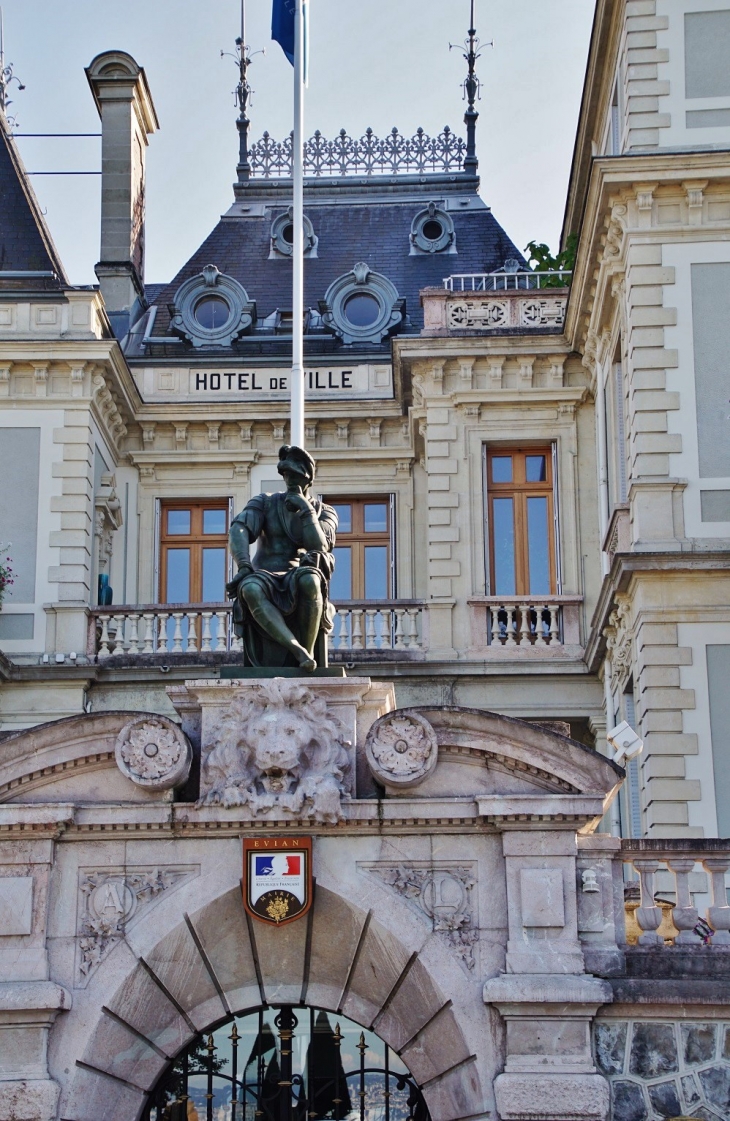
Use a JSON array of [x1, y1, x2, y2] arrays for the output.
[[368, 863, 478, 970], [76, 865, 197, 983], [365, 710, 438, 788], [115, 715, 192, 790]]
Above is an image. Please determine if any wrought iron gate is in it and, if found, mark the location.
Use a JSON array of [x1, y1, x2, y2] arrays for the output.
[[143, 1005, 430, 1121]]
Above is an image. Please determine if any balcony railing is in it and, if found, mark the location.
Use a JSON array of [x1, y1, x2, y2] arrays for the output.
[[468, 596, 583, 653], [88, 601, 426, 660], [443, 270, 572, 292], [621, 840, 730, 946]]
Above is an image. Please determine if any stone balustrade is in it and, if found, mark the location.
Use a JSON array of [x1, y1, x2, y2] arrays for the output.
[[620, 839, 730, 946], [468, 595, 583, 654], [421, 283, 569, 336], [88, 600, 426, 660], [329, 600, 424, 654]]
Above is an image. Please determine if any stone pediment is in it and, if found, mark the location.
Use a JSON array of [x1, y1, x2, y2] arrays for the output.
[[368, 706, 623, 801], [0, 691, 622, 832], [0, 711, 186, 804]]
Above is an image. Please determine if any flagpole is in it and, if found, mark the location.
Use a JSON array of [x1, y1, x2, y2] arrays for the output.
[[290, 0, 305, 449]]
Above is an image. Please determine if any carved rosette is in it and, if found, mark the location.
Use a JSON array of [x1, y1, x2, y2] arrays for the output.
[[365, 710, 438, 789], [115, 715, 192, 790]]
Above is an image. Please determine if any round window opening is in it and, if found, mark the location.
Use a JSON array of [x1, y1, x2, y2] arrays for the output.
[[343, 292, 381, 328], [422, 219, 444, 242], [194, 295, 231, 331], [282, 223, 295, 245], [144, 1004, 430, 1121]]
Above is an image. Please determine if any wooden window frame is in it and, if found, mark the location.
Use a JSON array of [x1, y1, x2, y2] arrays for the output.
[[159, 499, 230, 604], [486, 448, 557, 596], [323, 495, 393, 600]]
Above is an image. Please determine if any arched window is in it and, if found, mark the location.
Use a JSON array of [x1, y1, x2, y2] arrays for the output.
[[143, 1005, 430, 1121]]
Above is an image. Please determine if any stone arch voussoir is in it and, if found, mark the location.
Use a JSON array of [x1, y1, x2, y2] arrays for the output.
[[63, 883, 484, 1121]]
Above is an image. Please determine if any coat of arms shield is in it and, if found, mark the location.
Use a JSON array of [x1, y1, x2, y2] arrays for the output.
[[243, 837, 313, 926]]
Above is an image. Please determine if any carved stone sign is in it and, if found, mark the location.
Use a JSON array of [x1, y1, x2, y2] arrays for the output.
[[115, 715, 192, 790], [365, 710, 438, 789], [243, 837, 312, 926]]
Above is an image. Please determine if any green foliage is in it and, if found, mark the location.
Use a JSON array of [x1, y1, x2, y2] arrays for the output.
[[0, 545, 14, 605], [524, 234, 577, 288]]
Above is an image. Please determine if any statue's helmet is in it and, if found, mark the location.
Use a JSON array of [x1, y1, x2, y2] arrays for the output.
[[277, 444, 315, 485]]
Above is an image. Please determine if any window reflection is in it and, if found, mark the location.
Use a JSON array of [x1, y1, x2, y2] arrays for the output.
[[492, 498, 516, 595], [330, 547, 352, 599], [525, 455, 547, 483], [202, 548, 226, 601], [364, 504, 388, 532], [331, 505, 352, 534], [491, 456, 512, 483], [203, 509, 227, 535], [167, 509, 191, 535], [527, 497, 550, 594], [166, 549, 190, 602], [364, 545, 388, 599]]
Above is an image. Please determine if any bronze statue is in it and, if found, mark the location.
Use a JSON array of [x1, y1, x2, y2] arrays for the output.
[[227, 446, 337, 670]]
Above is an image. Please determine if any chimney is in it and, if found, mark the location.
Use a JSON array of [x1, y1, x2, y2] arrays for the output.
[[86, 51, 159, 334]]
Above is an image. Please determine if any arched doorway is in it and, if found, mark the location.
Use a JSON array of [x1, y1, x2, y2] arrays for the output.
[[142, 1005, 430, 1121]]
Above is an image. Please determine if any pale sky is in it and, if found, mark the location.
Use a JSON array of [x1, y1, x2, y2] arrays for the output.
[[2, 1, 595, 285]]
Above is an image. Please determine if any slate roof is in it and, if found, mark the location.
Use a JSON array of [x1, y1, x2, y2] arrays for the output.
[[0, 116, 67, 286], [132, 177, 524, 357]]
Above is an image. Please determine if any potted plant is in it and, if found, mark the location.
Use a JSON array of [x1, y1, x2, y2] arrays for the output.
[[0, 545, 15, 608]]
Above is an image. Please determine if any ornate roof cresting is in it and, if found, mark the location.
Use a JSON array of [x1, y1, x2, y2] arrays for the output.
[[247, 126, 468, 179]]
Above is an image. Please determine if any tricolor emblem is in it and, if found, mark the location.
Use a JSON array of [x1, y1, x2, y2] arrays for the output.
[[243, 837, 312, 925]]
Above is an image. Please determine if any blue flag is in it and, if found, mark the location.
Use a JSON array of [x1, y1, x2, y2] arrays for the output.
[[272, 0, 296, 66]]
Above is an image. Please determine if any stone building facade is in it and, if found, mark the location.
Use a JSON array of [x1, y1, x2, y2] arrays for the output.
[[0, 3, 729, 1121]]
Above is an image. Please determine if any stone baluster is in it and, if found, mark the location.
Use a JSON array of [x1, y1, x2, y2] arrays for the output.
[[504, 606, 517, 646], [549, 605, 560, 646], [336, 608, 350, 649], [490, 605, 501, 646], [187, 612, 198, 653], [666, 858, 701, 943], [110, 616, 125, 655], [534, 606, 548, 646], [170, 612, 184, 653], [703, 858, 730, 944], [365, 610, 377, 649], [212, 612, 226, 651], [519, 604, 531, 646], [632, 859, 664, 945], [142, 613, 155, 655], [394, 608, 406, 649], [406, 608, 419, 649], [127, 613, 140, 654], [201, 611, 213, 652], [351, 610, 364, 650], [98, 615, 111, 658], [156, 613, 170, 653], [381, 609, 392, 650]]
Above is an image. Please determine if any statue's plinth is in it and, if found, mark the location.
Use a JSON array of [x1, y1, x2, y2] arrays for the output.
[[168, 676, 394, 818], [219, 666, 346, 679]]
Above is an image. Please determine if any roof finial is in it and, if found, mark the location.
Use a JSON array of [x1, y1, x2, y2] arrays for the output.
[[222, 1, 264, 183], [0, 7, 26, 122], [451, 0, 488, 174]]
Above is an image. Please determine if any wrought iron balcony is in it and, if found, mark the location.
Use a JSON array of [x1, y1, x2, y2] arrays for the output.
[[443, 270, 572, 291]]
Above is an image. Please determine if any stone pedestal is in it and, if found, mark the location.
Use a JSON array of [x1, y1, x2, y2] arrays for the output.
[[0, 981, 71, 1121], [484, 974, 611, 1121], [168, 676, 394, 820]]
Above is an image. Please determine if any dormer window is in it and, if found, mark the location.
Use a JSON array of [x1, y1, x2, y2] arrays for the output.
[[410, 202, 456, 255], [320, 262, 403, 345], [270, 209, 318, 259], [170, 265, 255, 347]]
